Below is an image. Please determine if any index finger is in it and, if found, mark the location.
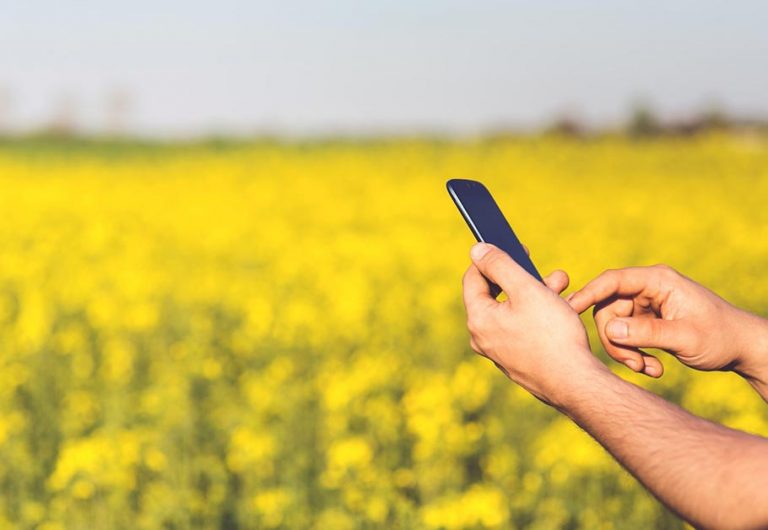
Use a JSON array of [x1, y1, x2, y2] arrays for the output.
[[462, 264, 497, 314], [568, 268, 655, 314]]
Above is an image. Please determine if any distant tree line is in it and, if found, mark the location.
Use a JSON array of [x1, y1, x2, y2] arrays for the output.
[[0, 85, 766, 140], [547, 103, 768, 139]]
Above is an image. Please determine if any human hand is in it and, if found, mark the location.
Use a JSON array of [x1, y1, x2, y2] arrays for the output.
[[567, 265, 768, 383], [462, 243, 606, 407]]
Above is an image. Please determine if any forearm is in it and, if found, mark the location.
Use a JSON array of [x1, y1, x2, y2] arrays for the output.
[[556, 361, 768, 529]]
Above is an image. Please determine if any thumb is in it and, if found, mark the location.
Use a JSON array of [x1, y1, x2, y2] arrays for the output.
[[470, 243, 529, 294], [605, 317, 692, 353]]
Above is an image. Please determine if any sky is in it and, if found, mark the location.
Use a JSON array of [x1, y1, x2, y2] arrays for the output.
[[1, 0, 767, 136]]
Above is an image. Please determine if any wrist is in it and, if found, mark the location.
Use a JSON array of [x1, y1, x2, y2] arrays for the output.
[[556, 362, 630, 427], [547, 352, 618, 413], [732, 312, 768, 396]]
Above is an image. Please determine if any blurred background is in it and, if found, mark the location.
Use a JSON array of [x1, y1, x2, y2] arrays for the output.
[[3, 0, 768, 137], [0, 1, 767, 529]]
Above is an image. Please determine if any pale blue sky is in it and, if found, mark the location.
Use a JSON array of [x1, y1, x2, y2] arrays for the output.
[[2, 1, 767, 136]]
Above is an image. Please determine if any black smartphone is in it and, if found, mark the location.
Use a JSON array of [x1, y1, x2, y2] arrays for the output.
[[446, 179, 542, 296]]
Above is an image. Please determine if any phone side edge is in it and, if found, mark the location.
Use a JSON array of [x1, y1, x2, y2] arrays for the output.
[[446, 180, 484, 243]]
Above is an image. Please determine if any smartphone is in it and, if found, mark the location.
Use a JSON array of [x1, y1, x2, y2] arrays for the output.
[[446, 179, 542, 296]]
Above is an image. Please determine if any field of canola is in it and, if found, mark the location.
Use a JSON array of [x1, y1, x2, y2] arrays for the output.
[[0, 135, 767, 529]]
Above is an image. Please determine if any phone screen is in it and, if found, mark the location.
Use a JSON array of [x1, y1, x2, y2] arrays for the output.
[[446, 179, 543, 288]]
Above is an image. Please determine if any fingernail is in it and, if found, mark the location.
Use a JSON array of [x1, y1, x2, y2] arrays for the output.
[[607, 320, 628, 339], [624, 359, 641, 371], [565, 293, 575, 302], [470, 243, 491, 261]]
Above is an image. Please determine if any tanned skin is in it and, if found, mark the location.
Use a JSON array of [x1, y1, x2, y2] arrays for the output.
[[462, 243, 768, 529]]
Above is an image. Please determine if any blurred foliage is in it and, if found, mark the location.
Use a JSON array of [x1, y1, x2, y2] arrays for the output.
[[0, 134, 766, 529]]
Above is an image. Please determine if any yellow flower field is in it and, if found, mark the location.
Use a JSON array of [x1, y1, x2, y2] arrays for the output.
[[0, 135, 766, 529]]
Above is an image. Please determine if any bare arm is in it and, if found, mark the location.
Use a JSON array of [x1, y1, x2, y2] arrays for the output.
[[561, 366, 768, 530], [462, 247, 768, 529]]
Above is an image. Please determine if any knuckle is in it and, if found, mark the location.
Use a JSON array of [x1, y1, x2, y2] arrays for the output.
[[652, 263, 678, 278], [466, 314, 485, 334], [599, 268, 619, 282], [475, 337, 491, 353]]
